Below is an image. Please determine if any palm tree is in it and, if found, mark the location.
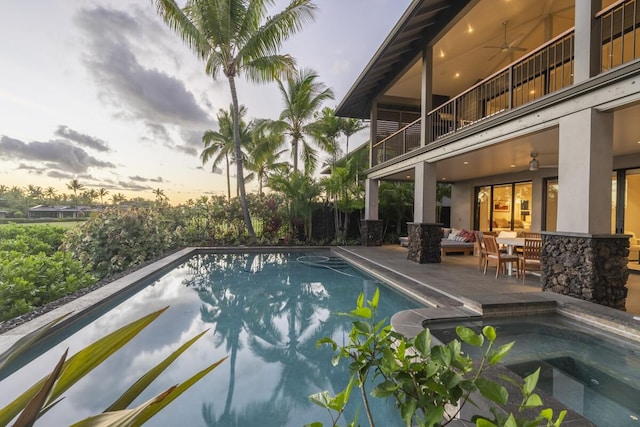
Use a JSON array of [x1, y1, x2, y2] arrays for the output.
[[244, 121, 288, 196], [341, 117, 366, 159], [110, 193, 126, 205], [313, 107, 343, 168], [153, 188, 167, 203], [268, 171, 321, 241], [153, 0, 317, 240], [66, 179, 84, 216], [272, 69, 334, 175], [202, 105, 251, 201], [84, 188, 99, 205], [25, 185, 44, 205], [44, 187, 58, 205], [98, 188, 109, 205]]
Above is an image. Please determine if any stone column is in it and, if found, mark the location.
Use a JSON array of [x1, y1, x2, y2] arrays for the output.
[[361, 220, 383, 246], [407, 223, 442, 263], [542, 233, 628, 310]]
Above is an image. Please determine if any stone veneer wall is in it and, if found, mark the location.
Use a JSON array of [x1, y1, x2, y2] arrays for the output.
[[541, 233, 629, 310], [407, 223, 442, 263], [360, 220, 383, 246]]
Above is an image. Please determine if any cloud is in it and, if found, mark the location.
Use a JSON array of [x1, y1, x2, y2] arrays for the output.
[[74, 6, 211, 127], [0, 136, 116, 174], [54, 126, 111, 152], [128, 175, 164, 183]]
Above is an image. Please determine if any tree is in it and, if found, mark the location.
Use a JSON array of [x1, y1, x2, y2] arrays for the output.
[[272, 69, 334, 175], [313, 107, 343, 169], [66, 179, 85, 216], [268, 171, 321, 241], [340, 117, 366, 159], [98, 188, 109, 205], [153, 188, 167, 203], [202, 105, 251, 201], [153, 0, 317, 241], [244, 121, 288, 196], [44, 187, 58, 204], [110, 193, 126, 205]]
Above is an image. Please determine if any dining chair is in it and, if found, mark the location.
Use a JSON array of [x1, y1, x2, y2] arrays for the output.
[[519, 238, 542, 282], [523, 231, 541, 239], [483, 234, 520, 278]]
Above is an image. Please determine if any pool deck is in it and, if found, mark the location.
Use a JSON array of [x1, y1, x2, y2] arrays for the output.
[[2, 244, 640, 352], [333, 245, 640, 342]]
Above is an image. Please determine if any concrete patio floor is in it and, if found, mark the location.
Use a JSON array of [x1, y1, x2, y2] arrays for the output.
[[334, 245, 640, 340]]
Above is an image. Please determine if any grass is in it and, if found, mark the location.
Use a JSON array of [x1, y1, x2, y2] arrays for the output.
[[0, 221, 83, 229]]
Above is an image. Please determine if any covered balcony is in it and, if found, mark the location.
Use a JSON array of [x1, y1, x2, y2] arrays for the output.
[[368, 0, 640, 167]]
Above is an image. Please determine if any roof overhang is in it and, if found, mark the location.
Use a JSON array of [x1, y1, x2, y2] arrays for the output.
[[336, 0, 474, 119]]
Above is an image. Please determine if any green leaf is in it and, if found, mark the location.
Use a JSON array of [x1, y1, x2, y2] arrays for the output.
[[0, 307, 169, 426], [400, 398, 418, 427], [371, 380, 397, 398], [539, 408, 553, 420], [308, 391, 333, 410], [523, 393, 543, 408], [475, 377, 508, 405], [0, 312, 72, 373], [414, 328, 431, 356], [483, 326, 497, 342], [431, 345, 451, 367], [12, 349, 68, 427], [476, 419, 499, 427], [370, 288, 380, 309], [133, 355, 227, 425], [316, 337, 337, 350], [554, 410, 567, 426], [523, 367, 540, 395], [350, 307, 372, 319], [304, 423, 324, 427], [353, 321, 372, 334], [456, 326, 484, 347], [422, 404, 445, 427], [356, 292, 364, 309], [504, 414, 518, 427], [105, 329, 209, 411], [488, 342, 514, 365]]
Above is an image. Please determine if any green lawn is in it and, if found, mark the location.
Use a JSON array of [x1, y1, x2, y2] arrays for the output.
[[0, 221, 83, 229]]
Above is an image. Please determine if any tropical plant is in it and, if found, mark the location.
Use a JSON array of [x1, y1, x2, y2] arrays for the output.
[[66, 179, 84, 215], [307, 290, 567, 427], [244, 119, 288, 196], [110, 192, 126, 205], [268, 171, 321, 241], [271, 69, 334, 175], [0, 307, 227, 426], [153, 0, 318, 240], [340, 118, 366, 160], [97, 188, 109, 205], [202, 105, 252, 201], [314, 107, 343, 169], [44, 186, 58, 204], [321, 159, 364, 243], [62, 207, 180, 279]]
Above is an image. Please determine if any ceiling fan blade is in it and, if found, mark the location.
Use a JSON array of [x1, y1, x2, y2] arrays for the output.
[[484, 45, 503, 49]]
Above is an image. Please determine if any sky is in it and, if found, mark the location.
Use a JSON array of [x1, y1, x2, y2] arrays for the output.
[[0, 0, 410, 204]]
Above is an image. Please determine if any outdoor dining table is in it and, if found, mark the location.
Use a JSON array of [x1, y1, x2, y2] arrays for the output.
[[495, 236, 525, 275]]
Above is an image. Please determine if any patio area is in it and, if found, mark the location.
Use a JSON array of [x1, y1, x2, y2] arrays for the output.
[[335, 245, 640, 316]]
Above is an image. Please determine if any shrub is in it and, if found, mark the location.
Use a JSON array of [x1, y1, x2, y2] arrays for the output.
[[0, 250, 95, 321], [0, 224, 66, 255], [62, 207, 181, 280]]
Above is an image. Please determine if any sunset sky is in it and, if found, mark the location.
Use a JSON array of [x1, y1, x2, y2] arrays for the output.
[[0, 0, 410, 204]]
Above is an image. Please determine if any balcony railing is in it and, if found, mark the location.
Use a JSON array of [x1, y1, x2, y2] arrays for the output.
[[372, 118, 421, 166], [598, 0, 640, 71], [371, 0, 640, 167]]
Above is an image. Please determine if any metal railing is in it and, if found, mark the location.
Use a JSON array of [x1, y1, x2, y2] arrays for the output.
[[371, 0, 640, 166], [372, 118, 420, 166], [429, 28, 575, 141], [598, 0, 640, 71]]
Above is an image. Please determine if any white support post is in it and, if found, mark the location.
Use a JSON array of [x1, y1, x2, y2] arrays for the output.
[[557, 109, 613, 233], [365, 178, 379, 221], [414, 162, 437, 223]]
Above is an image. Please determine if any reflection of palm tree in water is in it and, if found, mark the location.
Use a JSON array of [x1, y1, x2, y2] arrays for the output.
[[182, 252, 352, 424]]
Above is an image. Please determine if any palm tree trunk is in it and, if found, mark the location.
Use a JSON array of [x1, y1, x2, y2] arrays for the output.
[[292, 138, 299, 172], [225, 154, 231, 202], [228, 75, 256, 240]]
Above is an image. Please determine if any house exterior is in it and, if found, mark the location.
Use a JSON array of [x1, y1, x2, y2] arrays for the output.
[[336, 0, 640, 308], [27, 205, 104, 219]]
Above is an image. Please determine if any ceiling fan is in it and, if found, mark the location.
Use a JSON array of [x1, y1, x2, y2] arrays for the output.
[[484, 20, 526, 61], [527, 152, 557, 171]]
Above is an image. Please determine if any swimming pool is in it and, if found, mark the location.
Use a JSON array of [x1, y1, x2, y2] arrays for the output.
[[426, 314, 640, 427], [0, 251, 420, 426]]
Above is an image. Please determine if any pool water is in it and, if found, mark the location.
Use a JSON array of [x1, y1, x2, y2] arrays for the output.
[[427, 315, 640, 427], [0, 252, 420, 426]]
